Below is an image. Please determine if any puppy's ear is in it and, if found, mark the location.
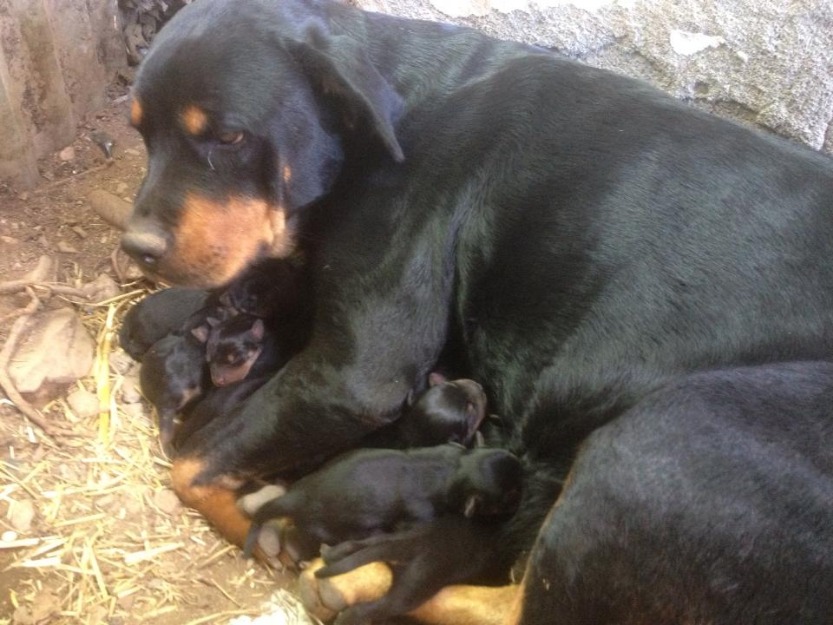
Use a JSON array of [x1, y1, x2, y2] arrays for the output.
[[288, 25, 405, 163], [463, 494, 481, 518], [191, 325, 210, 343], [428, 372, 447, 387]]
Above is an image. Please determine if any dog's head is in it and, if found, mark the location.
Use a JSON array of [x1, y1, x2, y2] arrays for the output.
[[122, 0, 404, 288]]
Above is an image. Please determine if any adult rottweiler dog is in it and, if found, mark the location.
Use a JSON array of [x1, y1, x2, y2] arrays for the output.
[[120, 0, 833, 622]]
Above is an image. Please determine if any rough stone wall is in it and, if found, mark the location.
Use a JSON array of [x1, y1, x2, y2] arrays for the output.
[[0, 0, 124, 188], [357, 0, 833, 154]]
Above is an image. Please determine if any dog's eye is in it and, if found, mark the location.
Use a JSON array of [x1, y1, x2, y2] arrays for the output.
[[217, 130, 245, 146]]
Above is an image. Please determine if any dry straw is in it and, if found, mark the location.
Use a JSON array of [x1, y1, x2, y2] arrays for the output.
[[1, 285, 306, 624]]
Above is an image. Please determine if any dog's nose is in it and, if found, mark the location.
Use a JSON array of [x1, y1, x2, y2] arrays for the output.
[[121, 229, 168, 267]]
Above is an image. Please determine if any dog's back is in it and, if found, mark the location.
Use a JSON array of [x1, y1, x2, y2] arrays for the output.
[[522, 361, 833, 624]]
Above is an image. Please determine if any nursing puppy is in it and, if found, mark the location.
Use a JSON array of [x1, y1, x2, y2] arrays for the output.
[[242, 445, 522, 557]]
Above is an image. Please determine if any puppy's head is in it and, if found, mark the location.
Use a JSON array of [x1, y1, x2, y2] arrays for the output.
[[122, 0, 404, 288], [453, 449, 524, 517]]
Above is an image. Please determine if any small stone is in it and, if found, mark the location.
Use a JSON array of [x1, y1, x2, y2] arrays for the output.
[[109, 349, 136, 374], [123, 492, 144, 516], [59, 146, 75, 161], [116, 182, 129, 195], [9, 499, 35, 533], [124, 148, 140, 156], [120, 374, 143, 404], [154, 488, 182, 515], [2, 530, 18, 542], [96, 494, 115, 509], [57, 241, 79, 254], [18, 192, 29, 201], [71, 226, 87, 239], [67, 387, 100, 419], [1, 235, 19, 245], [28, 590, 61, 623], [81, 273, 120, 303], [8, 308, 96, 407], [122, 402, 147, 420]]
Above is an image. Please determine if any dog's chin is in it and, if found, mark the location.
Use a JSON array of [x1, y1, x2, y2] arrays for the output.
[[137, 233, 296, 289], [139, 260, 250, 290]]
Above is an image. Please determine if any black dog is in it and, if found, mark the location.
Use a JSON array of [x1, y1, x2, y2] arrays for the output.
[[121, 0, 833, 622], [364, 374, 488, 448], [139, 330, 208, 454], [219, 258, 303, 320], [315, 362, 833, 625], [119, 288, 210, 360], [242, 445, 522, 557]]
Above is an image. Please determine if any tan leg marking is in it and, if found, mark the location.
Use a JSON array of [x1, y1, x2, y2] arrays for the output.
[[408, 584, 520, 625], [298, 558, 393, 621], [170, 457, 251, 548], [297, 556, 520, 625]]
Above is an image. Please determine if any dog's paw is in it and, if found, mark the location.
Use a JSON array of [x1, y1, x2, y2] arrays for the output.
[[297, 558, 393, 622]]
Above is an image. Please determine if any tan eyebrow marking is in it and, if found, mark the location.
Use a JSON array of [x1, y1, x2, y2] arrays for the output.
[[130, 98, 143, 127], [181, 104, 209, 135]]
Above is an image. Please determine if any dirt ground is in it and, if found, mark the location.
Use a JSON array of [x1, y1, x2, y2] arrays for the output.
[[0, 87, 302, 624]]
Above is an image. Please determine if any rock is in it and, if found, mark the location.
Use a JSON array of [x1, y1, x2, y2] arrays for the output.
[[357, 0, 833, 153], [123, 491, 145, 516], [121, 402, 147, 420], [109, 349, 136, 375], [154, 488, 182, 515], [81, 273, 120, 303], [22, 255, 57, 283], [58, 146, 75, 161], [119, 372, 143, 404], [9, 499, 35, 533], [67, 387, 100, 419], [1, 235, 19, 245], [88, 189, 132, 230], [56, 241, 79, 254], [2, 530, 18, 543], [8, 308, 96, 407], [14, 590, 62, 625]]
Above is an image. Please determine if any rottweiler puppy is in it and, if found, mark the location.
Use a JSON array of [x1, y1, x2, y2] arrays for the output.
[[139, 329, 208, 454], [219, 257, 302, 320], [119, 288, 210, 360], [242, 445, 522, 557], [205, 314, 285, 386], [363, 374, 488, 448]]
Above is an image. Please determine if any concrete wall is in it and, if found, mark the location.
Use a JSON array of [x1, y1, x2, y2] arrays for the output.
[[357, 0, 833, 154], [0, 0, 124, 188]]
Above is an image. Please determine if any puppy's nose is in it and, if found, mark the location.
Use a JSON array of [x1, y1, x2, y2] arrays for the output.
[[121, 229, 168, 267]]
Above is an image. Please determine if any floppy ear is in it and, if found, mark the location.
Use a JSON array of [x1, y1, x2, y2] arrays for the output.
[[286, 23, 405, 163]]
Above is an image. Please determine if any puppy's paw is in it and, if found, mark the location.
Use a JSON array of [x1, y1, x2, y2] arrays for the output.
[[237, 484, 286, 516]]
